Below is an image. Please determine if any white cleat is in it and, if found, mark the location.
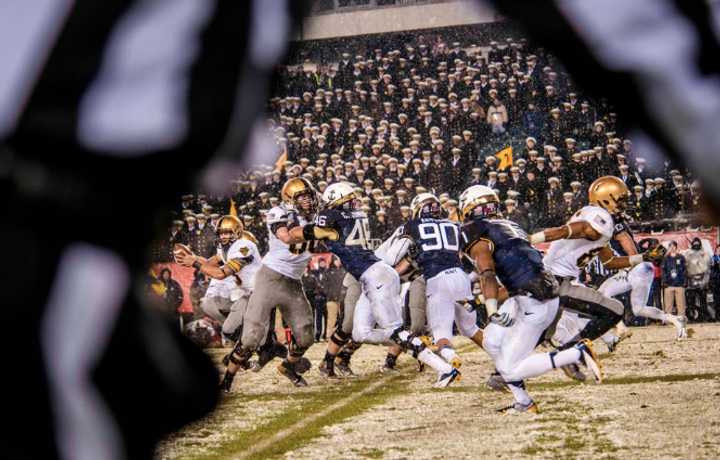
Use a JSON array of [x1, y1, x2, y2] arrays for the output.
[[576, 339, 603, 383], [497, 401, 539, 414], [433, 368, 461, 388], [672, 315, 688, 340]]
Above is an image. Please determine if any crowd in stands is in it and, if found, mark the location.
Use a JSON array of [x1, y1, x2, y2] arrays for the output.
[[151, 28, 715, 330]]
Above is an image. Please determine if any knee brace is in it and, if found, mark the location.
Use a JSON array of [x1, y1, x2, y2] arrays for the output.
[[330, 328, 352, 348]]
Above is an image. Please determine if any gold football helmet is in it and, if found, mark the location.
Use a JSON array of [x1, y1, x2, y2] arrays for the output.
[[281, 177, 319, 213], [216, 215, 243, 243], [588, 176, 630, 216]]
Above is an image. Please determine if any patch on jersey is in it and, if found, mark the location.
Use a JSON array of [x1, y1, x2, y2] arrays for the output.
[[239, 247, 250, 256], [594, 215, 607, 227]]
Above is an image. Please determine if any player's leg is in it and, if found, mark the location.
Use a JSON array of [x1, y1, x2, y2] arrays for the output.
[[557, 279, 624, 348], [495, 297, 601, 411], [626, 263, 687, 337], [221, 270, 277, 391], [362, 262, 456, 385], [277, 276, 315, 387], [425, 275, 459, 367], [408, 276, 427, 335], [221, 293, 249, 342], [201, 295, 231, 323], [321, 274, 361, 377]]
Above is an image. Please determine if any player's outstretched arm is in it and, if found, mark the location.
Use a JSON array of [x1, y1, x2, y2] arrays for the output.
[[529, 221, 601, 244], [468, 240, 501, 317], [600, 242, 666, 269]]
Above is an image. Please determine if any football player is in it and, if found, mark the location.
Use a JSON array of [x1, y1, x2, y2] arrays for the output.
[[459, 185, 601, 413], [390, 193, 483, 370], [530, 176, 665, 351], [218, 178, 319, 390], [599, 226, 686, 341], [175, 216, 286, 377], [295, 182, 460, 387]]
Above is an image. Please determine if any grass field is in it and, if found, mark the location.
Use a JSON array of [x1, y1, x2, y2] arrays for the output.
[[157, 323, 720, 460]]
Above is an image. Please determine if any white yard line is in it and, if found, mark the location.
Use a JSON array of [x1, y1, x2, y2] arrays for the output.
[[234, 374, 395, 460]]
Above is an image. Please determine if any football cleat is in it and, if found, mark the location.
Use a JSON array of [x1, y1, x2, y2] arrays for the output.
[[252, 342, 288, 372], [672, 315, 688, 340], [605, 335, 621, 353], [219, 371, 235, 393], [319, 359, 339, 379], [576, 339, 603, 383], [486, 372, 510, 393], [277, 360, 308, 387], [433, 368, 461, 388], [497, 401, 539, 414], [560, 363, 587, 382], [335, 359, 356, 377]]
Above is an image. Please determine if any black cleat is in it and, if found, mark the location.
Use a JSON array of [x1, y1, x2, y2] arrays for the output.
[[278, 360, 308, 387], [319, 359, 339, 378], [220, 371, 236, 393], [253, 342, 288, 372]]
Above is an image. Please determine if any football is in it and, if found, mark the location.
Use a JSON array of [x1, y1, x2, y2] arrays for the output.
[[173, 243, 193, 263]]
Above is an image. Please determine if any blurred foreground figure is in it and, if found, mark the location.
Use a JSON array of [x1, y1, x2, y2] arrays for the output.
[[488, 0, 720, 216], [0, 1, 301, 458]]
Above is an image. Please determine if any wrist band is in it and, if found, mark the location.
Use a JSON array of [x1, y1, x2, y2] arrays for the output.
[[629, 254, 643, 266], [192, 261, 202, 270], [530, 232, 545, 244], [302, 224, 316, 241]]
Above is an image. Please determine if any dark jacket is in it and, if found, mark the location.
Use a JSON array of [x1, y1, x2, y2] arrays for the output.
[[662, 254, 687, 287]]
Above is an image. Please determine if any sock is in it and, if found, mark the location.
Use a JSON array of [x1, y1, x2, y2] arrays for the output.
[[506, 348, 582, 381], [506, 380, 532, 406], [417, 347, 452, 374], [397, 330, 411, 343], [439, 347, 458, 364], [323, 351, 336, 364], [385, 353, 397, 368]]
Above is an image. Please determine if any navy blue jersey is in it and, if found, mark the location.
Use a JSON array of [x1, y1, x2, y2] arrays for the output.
[[400, 218, 462, 279], [461, 217, 544, 292], [610, 219, 639, 256], [315, 208, 378, 279]]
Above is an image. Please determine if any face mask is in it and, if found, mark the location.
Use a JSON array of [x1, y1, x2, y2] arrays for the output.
[[692, 243, 701, 250]]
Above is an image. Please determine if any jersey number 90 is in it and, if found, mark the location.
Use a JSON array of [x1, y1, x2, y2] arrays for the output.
[[418, 222, 459, 251]]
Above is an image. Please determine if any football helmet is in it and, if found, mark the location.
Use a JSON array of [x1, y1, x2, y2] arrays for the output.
[[588, 176, 629, 216], [281, 177, 319, 214], [216, 215, 243, 245], [459, 185, 500, 219], [322, 182, 358, 209], [410, 192, 442, 219]]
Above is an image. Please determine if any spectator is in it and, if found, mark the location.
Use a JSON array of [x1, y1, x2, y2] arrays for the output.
[[160, 268, 185, 321], [662, 241, 687, 317], [685, 237, 712, 321], [711, 245, 720, 320]]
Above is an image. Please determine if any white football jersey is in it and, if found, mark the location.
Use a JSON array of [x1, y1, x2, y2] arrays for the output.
[[224, 238, 261, 291], [374, 226, 411, 267], [543, 205, 615, 280], [261, 204, 313, 280]]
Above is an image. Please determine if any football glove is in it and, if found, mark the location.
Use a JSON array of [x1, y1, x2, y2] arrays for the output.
[[642, 243, 667, 262]]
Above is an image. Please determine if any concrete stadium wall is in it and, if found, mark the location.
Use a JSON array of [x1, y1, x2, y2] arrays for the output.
[[301, 1, 499, 41]]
